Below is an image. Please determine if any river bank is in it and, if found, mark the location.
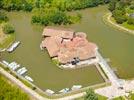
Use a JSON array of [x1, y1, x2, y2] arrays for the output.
[[103, 13, 134, 35], [1, 5, 134, 91]]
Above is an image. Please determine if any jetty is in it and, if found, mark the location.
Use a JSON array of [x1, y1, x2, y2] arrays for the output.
[[7, 41, 20, 53]]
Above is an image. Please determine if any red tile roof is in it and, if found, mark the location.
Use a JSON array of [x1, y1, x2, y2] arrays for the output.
[[42, 27, 74, 39], [41, 27, 97, 64]]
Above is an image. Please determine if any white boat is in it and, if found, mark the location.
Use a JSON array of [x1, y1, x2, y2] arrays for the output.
[[7, 41, 20, 53], [45, 89, 55, 94], [17, 67, 26, 74], [71, 85, 82, 90], [12, 64, 20, 70], [25, 76, 34, 82], [2, 60, 9, 66], [8, 62, 20, 70], [59, 88, 69, 93], [19, 68, 27, 75]]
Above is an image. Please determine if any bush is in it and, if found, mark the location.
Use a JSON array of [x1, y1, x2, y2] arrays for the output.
[[52, 58, 60, 66], [127, 17, 134, 25], [112, 9, 127, 24], [108, 0, 117, 11], [2, 23, 15, 34], [115, 15, 127, 24], [31, 7, 81, 26], [0, 12, 9, 23], [84, 89, 98, 100], [130, 5, 134, 10]]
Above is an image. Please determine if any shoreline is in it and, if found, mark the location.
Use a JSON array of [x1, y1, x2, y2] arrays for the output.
[[103, 12, 134, 35]]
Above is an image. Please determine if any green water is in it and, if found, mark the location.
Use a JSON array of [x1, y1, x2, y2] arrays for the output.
[[67, 6, 134, 79], [2, 5, 134, 91]]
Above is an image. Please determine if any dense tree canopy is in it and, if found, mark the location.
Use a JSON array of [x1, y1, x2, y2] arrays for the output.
[[0, 0, 110, 26], [31, 7, 81, 25], [0, 0, 109, 11], [109, 0, 134, 25]]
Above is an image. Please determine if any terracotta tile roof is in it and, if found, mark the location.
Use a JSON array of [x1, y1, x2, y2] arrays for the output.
[[57, 37, 97, 63], [41, 36, 62, 57], [42, 27, 74, 39], [75, 32, 87, 38], [41, 28, 97, 64]]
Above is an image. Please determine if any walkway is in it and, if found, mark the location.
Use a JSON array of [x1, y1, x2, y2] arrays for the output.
[[0, 67, 47, 100], [95, 51, 134, 99], [96, 51, 121, 87], [106, 13, 134, 35]]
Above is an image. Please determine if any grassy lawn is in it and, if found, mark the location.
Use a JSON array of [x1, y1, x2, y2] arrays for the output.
[[0, 23, 15, 49], [122, 22, 134, 30], [76, 94, 107, 100], [109, 14, 134, 31], [113, 96, 125, 100], [0, 74, 30, 100]]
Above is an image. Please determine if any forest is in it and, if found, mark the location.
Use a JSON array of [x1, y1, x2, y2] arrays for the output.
[[0, 0, 109, 26], [109, 0, 134, 25]]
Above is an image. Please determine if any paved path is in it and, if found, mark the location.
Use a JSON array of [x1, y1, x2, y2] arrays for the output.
[[96, 51, 121, 87], [106, 13, 134, 35], [55, 93, 86, 100], [95, 51, 134, 99]]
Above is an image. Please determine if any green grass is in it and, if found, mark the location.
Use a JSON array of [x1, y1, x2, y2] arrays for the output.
[[104, 13, 134, 31], [110, 16, 134, 31], [0, 74, 30, 100], [113, 96, 125, 100], [0, 34, 15, 48], [128, 93, 134, 100], [75, 94, 107, 100], [0, 23, 15, 49], [122, 22, 134, 30]]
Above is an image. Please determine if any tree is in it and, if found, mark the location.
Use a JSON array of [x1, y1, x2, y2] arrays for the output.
[[112, 9, 127, 24], [0, 12, 9, 23], [108, 0, 117, 11], [84, 89, 98, 100], [127, 17, 134, 25], [2, 23, 15, 34]]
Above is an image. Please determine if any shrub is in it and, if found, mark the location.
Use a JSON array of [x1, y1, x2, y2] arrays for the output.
[[31, 7, 81, 26], [84, 89, 98, 100], [130, 5, 134, 10], [127, 17, 134, 25], [52, 58, 60, 66], [115, 16, 127, 24], [0, 12, 9, 23], [2, 23, 15, 34]]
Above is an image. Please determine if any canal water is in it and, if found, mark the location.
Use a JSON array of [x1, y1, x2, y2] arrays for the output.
[[2, 5, 134, 91]]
